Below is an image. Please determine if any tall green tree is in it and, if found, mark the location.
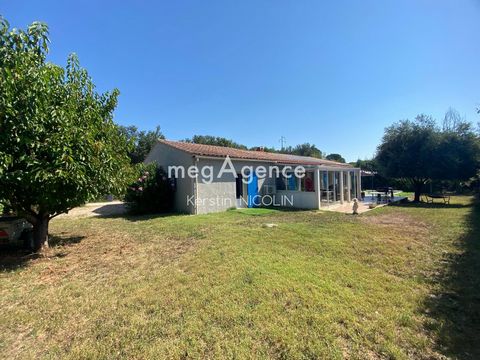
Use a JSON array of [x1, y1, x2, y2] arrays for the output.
[[325, 153, 346, 163], [376, 114, 480, 202], [118, 125, 164, 163], [351, 158, 377, 172], [0, 18, 131, 251]]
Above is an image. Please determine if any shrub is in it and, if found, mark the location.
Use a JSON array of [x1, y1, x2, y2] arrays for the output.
[[124, 164, 174, 215]]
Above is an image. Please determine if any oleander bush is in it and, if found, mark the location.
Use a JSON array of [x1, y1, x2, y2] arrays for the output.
[[124, 164, 174, 215]]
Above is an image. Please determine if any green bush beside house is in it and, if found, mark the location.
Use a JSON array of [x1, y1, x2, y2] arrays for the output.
[[124, 164, 174, 215]]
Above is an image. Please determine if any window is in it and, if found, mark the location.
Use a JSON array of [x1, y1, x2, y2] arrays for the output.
[[235, 174, 243, 199], [286, 174, 297, 190], [300, 171, 315, 192], [275, 176, 286, 190], [276, 174, 298, 191]]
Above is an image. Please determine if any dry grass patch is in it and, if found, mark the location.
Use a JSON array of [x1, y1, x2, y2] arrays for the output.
[[359, 212, 430, 238], [0, 197, 478, 359]]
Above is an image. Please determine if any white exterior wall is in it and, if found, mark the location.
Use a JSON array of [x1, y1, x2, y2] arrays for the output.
[[145, 142, 362, 214], [195, 158, 236, 214], [274, 191, 318, 209], [195, 158, 276, 214], [144, 142, 195, 214], [195, 159, 331, 212]]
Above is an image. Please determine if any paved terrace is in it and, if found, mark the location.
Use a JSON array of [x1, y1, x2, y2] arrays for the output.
[[321, 196, 408, 214]]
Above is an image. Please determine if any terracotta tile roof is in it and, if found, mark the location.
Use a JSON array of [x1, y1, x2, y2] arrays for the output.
[[159, 139, 352, 168]]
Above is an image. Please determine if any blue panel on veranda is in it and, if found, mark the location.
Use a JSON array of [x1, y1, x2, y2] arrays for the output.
[[288, 176, 297, 191], [247, 172, 259, 208]]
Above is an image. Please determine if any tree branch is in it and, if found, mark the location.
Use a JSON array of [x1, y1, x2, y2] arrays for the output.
[[49, 209, 71, 220]]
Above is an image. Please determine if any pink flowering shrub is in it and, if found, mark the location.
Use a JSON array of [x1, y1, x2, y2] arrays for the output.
[[124, 164, 174, 214]]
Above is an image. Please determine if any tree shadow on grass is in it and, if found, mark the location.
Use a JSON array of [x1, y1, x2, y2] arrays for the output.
[[0, 234, 84, 272], [424, 198, 480, 359], [0, 248, 41, 272], [100, 211, 181, 222], [48, 234, 84, 247], [390, 200, 471, 209]]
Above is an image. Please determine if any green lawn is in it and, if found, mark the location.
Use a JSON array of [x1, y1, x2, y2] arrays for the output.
[[1, 196, 479, 359]]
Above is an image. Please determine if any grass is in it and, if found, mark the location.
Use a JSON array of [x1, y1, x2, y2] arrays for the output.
[[0, 196, 479, 359]]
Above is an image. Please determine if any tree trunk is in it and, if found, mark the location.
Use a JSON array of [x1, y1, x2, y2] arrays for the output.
[[413, 181, 424, 202], [32, 216, 49, 252]]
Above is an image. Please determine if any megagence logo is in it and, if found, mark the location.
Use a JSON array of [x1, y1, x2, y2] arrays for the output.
[[168, 156, 306, 185]]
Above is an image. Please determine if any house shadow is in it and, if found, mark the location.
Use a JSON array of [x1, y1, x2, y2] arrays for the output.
[[0, 234, 85, 272], [92, 203, 127, 217], [423, 197, 480, 358], [98, 210, 182, 222], [125, 212, 181, 222], [89, 202, 181, 222]]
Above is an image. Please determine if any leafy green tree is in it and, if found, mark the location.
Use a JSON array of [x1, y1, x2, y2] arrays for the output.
[[325, 153, 346, 163], [351, 158, 376, 172], [184, 135, 248, 149], [118, 125, 164, 163], [435, 121, 479, 181], [0, 18, 131, 251], [350, 158, 403, 190], [282, 143, 324, 158], [376, 114, 480, 202]]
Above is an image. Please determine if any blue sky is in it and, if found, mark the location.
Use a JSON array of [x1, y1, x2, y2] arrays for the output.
[[3, 0, 480, 161]]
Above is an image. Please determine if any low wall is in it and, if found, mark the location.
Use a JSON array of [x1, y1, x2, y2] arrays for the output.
[[274, 191, 318, 209]]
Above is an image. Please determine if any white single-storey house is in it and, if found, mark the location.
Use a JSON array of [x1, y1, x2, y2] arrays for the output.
[[145, 140, 361, 214]]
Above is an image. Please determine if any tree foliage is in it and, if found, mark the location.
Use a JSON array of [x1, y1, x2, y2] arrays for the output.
[[376, 113, 480, 201], [118, 125, 164, 163], [184, 135, 326, 159], [325, 153, 346, 163], [0, 17, 131, 250], [351, 158, 376, 172], [282, 143, 324, 159], [184, 135, 248, 149], [249, 146, 278, 153]]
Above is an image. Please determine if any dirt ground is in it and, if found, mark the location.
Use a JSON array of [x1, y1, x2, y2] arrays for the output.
[[57, 201, 126, 219], [321, 200, 386, 214]]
